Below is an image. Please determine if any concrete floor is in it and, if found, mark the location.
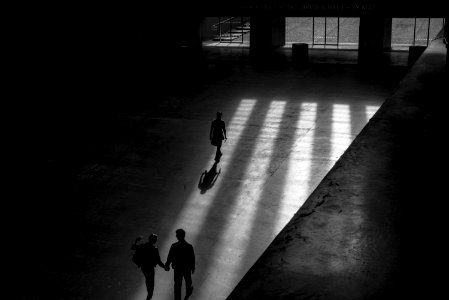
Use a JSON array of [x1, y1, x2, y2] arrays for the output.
[[227, 38, 447, 300], [203, 46, 409, 66], [36, 54, 409, 300]]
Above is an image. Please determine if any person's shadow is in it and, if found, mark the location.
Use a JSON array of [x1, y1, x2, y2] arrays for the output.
[[198, 162, 221, 194]]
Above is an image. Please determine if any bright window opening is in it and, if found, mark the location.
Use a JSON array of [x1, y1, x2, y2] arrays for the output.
[[286, 17, 360, 49], [202, 17, 250, 47], [391, 18, 445, 50]]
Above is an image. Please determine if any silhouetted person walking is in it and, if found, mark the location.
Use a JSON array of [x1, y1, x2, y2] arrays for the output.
[[165, 229, 195, 300], [210, 111, 227, 162], [131, 234, 165, 300]]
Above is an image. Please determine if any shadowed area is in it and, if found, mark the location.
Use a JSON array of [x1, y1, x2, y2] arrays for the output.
[[227, 31, 447, 300], [33, 57, 407, 300], [18, 3, 446, 299]]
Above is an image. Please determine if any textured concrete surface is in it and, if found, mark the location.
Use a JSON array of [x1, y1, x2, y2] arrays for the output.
[[203, 47, 409, 66], [30, 56, 409, 300], [227, 36, 447, 300]]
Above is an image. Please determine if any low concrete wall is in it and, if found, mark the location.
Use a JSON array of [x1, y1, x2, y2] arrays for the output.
[[227, 32, 447, 300]]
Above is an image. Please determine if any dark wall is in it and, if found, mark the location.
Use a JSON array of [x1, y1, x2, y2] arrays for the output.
[[37, 5, 206, 158], [36, 3, 446, 162], [194, 0, 446, 17], [36, 3, 445, 114]]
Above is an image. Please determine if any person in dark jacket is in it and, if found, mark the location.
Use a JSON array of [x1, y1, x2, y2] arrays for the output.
[[165, 229, 195, 300], [210, 111, 227, 161], [131, 234, 165, 300]]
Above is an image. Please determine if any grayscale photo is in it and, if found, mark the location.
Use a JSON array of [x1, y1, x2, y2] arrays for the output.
[[28, 1, 447, 300]]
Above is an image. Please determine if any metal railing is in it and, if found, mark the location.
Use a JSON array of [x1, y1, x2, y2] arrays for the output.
[[212, 17, 250, 43]]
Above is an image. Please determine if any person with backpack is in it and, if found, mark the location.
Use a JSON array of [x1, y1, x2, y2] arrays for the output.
[[131, 233, 165, 300]]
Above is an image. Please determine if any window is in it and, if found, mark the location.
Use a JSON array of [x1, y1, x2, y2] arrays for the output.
[[203, 17, 250, 47], [286, 17, 360, 49], [392, 18, 445, 50]]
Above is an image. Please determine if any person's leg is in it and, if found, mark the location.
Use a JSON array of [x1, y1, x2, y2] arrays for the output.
[[174, 269, 183, 300], [217, 140, 222, 155], [142, 267, 155, 300], [184, 270, 193, 299], [215, 140, 222, 160]]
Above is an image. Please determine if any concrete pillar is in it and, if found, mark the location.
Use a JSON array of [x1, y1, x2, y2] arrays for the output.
[[175, 17, 203, 50], [148, 16, 205, 82], [445, 17, 448, 70], [170, 17, 204, 69], [271, 17, 286, 48], [383, 18, 392, 51], [250, 16, 285, 60], [358, 17, 392, 65]]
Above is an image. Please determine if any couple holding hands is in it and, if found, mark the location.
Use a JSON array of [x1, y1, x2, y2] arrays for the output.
[[132, 229, 195, 300]]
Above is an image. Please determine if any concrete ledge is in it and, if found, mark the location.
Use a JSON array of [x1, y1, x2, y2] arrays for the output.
[[227, 37, 447, 299]]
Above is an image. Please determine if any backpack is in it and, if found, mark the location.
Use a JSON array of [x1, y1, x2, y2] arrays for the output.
[[132, 247, 144, 267]]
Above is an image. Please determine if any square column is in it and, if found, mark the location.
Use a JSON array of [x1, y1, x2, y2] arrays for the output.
[[250, 16, 285, 61], [358, 17, 392, 65], [445, 17, 448, 69]]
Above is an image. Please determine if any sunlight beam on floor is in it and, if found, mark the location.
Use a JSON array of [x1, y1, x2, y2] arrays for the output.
[[132, 99, 257, 300], [330, 104, 351, 162], [365, 105, 380, 121], [195, 100, 286, 299], [172, 99, 258, 243], [275, 102, 318, 233]]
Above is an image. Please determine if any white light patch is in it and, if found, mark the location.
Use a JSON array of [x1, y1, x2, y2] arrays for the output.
[[365, 105, 380, 121], [330, 104, 351, 162], [134, 99, 257, 300], [175, 99, 258, 242], [196, 100, 286, 300], [276, 102, 317, 233]]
